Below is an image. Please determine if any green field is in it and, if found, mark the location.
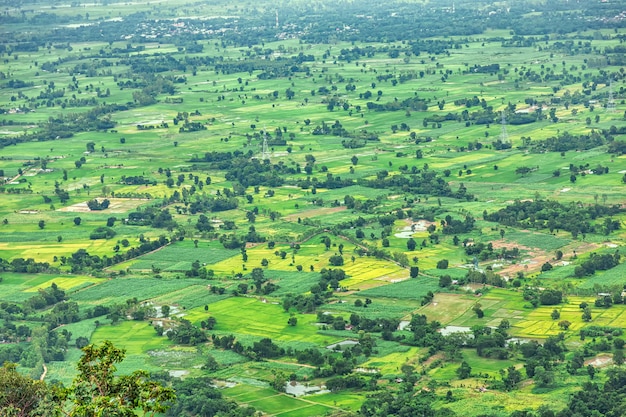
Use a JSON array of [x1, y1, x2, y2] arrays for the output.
[[1, 1, 626, 416]]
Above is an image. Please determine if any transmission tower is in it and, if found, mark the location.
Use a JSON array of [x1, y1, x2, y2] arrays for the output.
[[261, 129, 270, 161], [607, 79, 616, 113], [500, 110, 509, 143]]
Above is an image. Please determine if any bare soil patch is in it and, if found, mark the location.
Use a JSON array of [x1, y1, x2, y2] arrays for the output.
[[585, 354, 613, 368], [283, 205, 347, 221], [57, 198, 150, 213]]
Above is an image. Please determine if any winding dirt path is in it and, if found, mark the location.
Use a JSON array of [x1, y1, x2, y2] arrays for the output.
[[40, 363, 48, 381]]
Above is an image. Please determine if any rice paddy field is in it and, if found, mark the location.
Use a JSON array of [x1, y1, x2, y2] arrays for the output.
[[1, 0, 626, 415]]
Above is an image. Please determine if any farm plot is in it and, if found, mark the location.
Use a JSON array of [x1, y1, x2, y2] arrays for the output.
[[70, 278, 208, 307], [322, 298, 419, 320], [514, 297, 626, 338], [128, 239, 239, 271], [57, 198, 150, 213], [184, 297, 343, 345], [212, 360, 314, 384], [149, 285, 229, 310], [247, 394, 332, 416], [23, 276, 102, 293], [448, 294, 529, 329], [340, 258, 408, 289], [308, 392, 365, 412], [417, 293, 481, 325], [577, 262, 626, 289], [357, 276, 439, 300], [361, 347, 422, 375], [502, 231, 571, 252], [91, 321, 170, 355], [224, 385, 334, 417], [0, 273, 102, 302], [260, 270, 322, 296]]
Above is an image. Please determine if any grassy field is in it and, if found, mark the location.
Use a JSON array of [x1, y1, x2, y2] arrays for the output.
[[185, 297, 343, 346], [2, 2, 626, 416]]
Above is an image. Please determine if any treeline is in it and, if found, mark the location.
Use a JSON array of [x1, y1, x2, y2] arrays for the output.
[[484, 199, 623, 237], [165, 377, 256, 417], [59, 236, 171, 272], [366, 96, 429, 112], [530, 130, 610, 153], [574, 251, 621, 278], [215, 58, 310, 79], [362, 171, 474, 201], [190, 151, 288, 188], [0, 257, 56, 274], [187, 195, 238, 214], [126, 207, 177, 229], [0, 104, 125, 149]]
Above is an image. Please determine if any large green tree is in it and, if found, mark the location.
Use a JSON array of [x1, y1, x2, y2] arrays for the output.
[[0, 362, 51, 416], [59, 341, 175, 416]]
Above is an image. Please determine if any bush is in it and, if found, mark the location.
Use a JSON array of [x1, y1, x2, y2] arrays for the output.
[[89, 227, 116, 240], [329, 255, 344, 266], [436, 259, 449, 269]]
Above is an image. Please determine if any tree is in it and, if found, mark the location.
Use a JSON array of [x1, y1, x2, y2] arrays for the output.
[[582, 307, 592, 322], [329, 254, 344, 266], [0, 362, 51, 416], [587, 364, 596, 379], [439, 275, 452, 287], [75, 336, 90, 349], [502, 365, 522, 391], [202, 354, 219, 371], [351, 155, 359, 165], [436, 259, 449, 269], [540, 289, 562, 305], [38, 220, 45, 229], [59, 341, 175, 416], [410, 266, 420, 278], [456, 361, 472, 379], [288, 316, 297, 326], [472, 303, 484, 318], [564, 349, 583, 373], [203, 317, 217, 330], [251, 268, 266, 293], [407, 238, 417, 251], [551, 309, 560, 320], [161, 305, 170, 318], [534, 365, 554, 387], [73, 217, 82, 226], [270, 371, 287, 392]]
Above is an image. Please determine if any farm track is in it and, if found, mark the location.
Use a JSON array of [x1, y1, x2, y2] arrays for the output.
[[69, 280, 104, 296], [239, 392, 342, 416], [266, 359, 316, 369]]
